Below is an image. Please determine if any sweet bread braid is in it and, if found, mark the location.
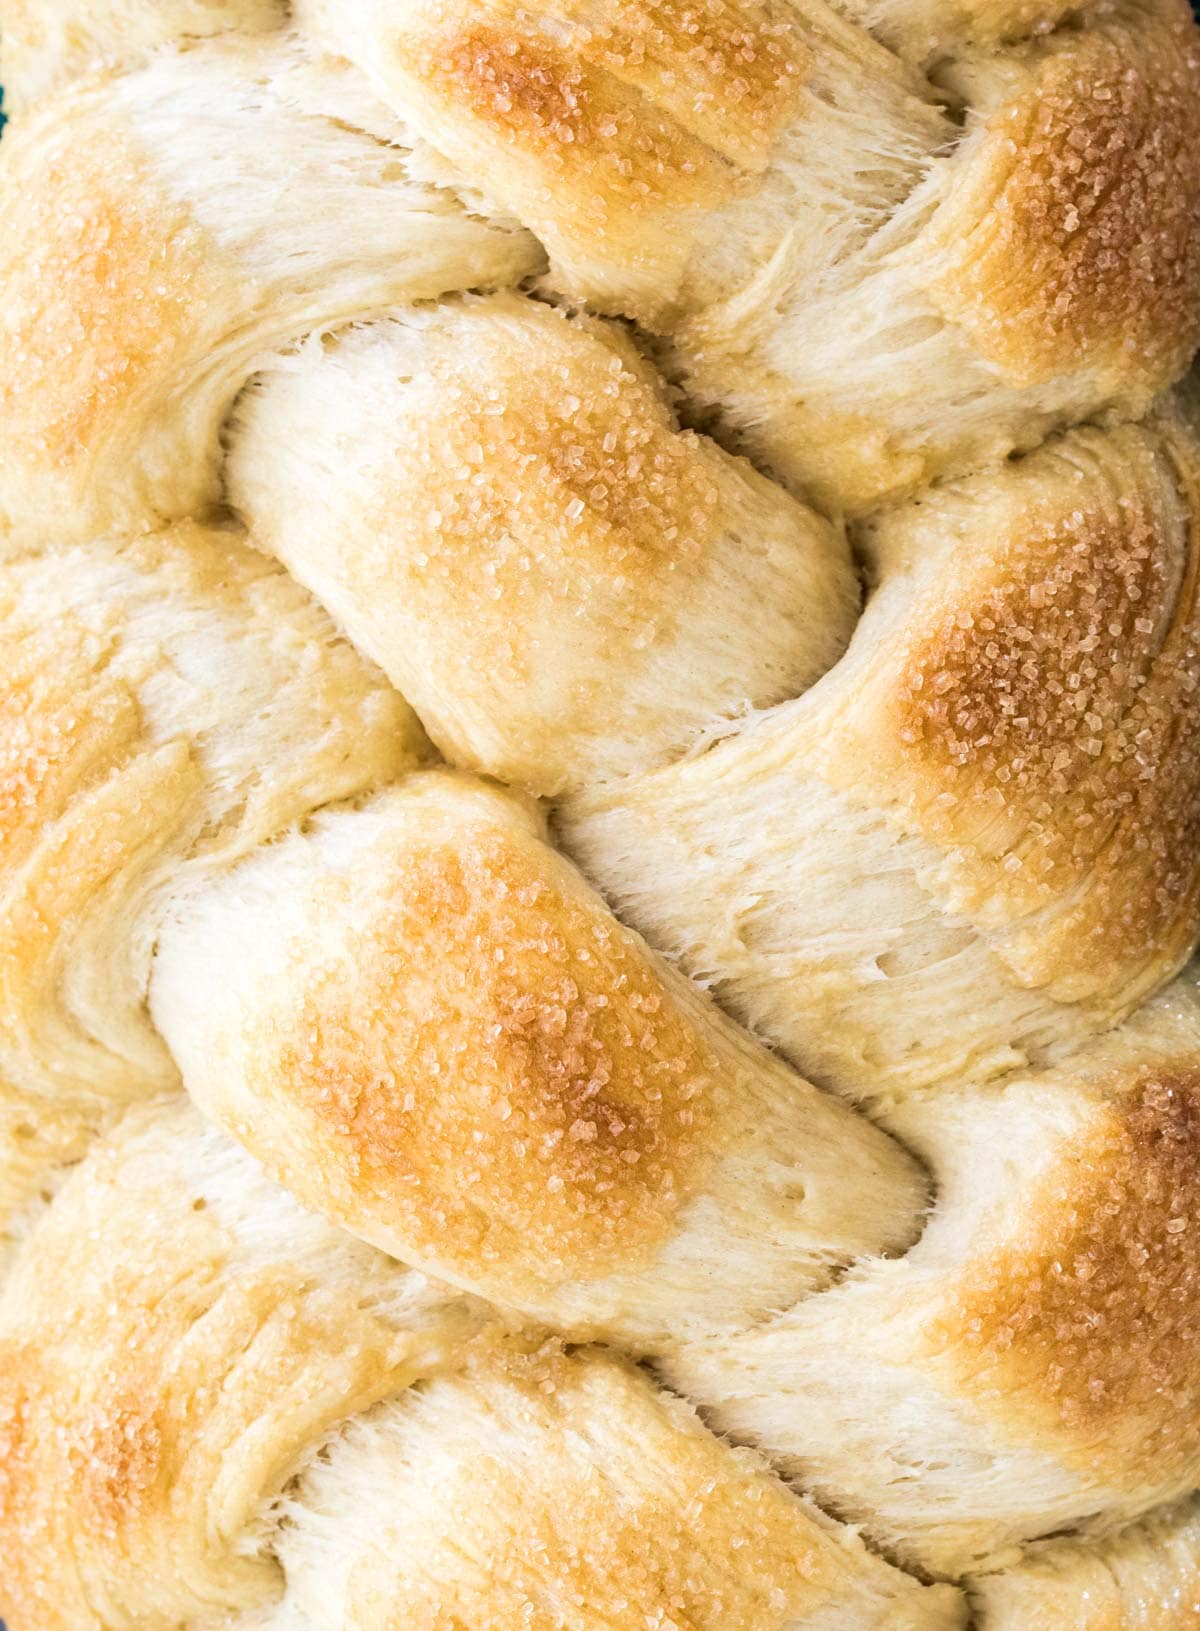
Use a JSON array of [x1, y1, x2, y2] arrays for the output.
[[1, 0, 1199, 1627], [564, 401, 1200, 1101], [0, 38, 542, 546], [0, 522, 418, 1272], [295, 0, 1200, 512], [667, 970, 1200, 1575], [0, 1098, 961, 1630]]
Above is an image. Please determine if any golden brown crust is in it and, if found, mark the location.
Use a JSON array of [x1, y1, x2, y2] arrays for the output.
[[928, 1, 1200, 395], [563, 406, 1200, 1115], [228, 293, 855, 795], [3, 0, 1200, 1619], [890, 497, 1172, 792], [650, 980, 1200, 1577], [301, 0, 1200, 520], [818, 412, 1200, 1011], [0, 1111, 944, 1631], [296, 0, 808, 314], [266, 818, 721, 1288], [427, 0, 806, 168], [154, 770, 928, 1342], [402, 14, 730, 309], [427, 24, 728, 202], [0, 38, 541, 546], [384, 306, 722, 573], [0, 1099, 491, 1631], [939, 1063, 1200, 1484], [0, 123, 206, 508]]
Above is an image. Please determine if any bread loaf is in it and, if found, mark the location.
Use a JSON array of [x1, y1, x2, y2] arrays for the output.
[[2, 0, 1199, 1624]]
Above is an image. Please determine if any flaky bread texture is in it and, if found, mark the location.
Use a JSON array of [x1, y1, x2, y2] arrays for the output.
[[151, 771, 925, 1346], [668, 972, 1200, 1574], [0, 1099, 497, 1631], [4, 0, 1196, 540], [262, 1344, 964, 1631], [0, 522, 417, 1266], [565, 401, 1200, 1106], [0, 37, 540, 546], [0, 1099, 962, 1631], [228, 293, 858, 795], [2, 0, 1200, 1625], [297, 0, 1200, 512]]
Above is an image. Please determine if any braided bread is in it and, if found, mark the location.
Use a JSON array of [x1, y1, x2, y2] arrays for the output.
[[1, 0, 1200, 1626]]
